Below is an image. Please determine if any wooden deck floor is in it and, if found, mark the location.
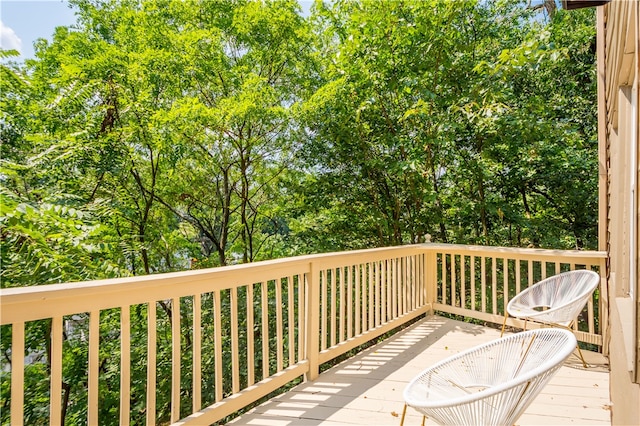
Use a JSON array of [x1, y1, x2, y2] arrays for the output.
[[229, 315, 611, 426]]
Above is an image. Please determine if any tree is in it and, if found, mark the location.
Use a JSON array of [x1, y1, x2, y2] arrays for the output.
[[292, 0, 597, 252]]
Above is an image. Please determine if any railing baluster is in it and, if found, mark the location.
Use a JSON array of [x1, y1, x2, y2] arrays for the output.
[[247, 284, 255, 385], [213, 291, 223, 402], [408, 257, 413, 312], [193, 294, 201, 412], [492, 257, 498, 315], [380, 261, 385, 323], [121, 306, 131, 426], [587, 264, 596, 334], [384, 260, 390, 321], [422, 253, 427, 306], [442, 254, 448, 306], [288, 276, 295, 367], [347, 267, 353, 339], [231, 288, 240, 393], [276, 278, 284, 371], [171, 298, 180, 423], [415, 255, 419, 308], [399, 258, 403, 312], [321, 270, 327, 350], [50, 316, 63, 426], [383, 260, 388, 321], [411, 255, 415, 311], [416, 255, 422, 307], [398, 259, 403, 314], [460, 255, 466, 309], [392, 258, 398, 318], [11, 321, 24, 426], [368, 263, 374, 330], [588, 292, 595, 333], [379, 262, 384, 322], [403, 256, 407, 313], [405, 257, 409, 311], [374, 262, 379, 326], [470, 256, 476, 311], [503, 258, 509, 315], [339, 267, 345, 342], [389, 258, 398, 318], [413, 255, 417, 309], [146, 303, 156, 426], [397, 257, 407, 315], [360, 264, 366, 331], [297, 276, 304, 363], [481, 256, 487, 313], [516, 259, 521, 295], [261, 281, 269, 380], [355, 264, 361, 336], [89, 311, 100, 426], [330, 269, 336, 347], [451, 254, 457, 308], [382, 261, 386, 321]]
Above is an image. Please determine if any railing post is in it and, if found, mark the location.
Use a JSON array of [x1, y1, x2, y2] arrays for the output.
[[425, 245, 437, 315], [305, 261, 320, 381], [599, 258, 610, 356]]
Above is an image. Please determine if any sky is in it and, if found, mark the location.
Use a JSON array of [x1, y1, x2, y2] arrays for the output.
[[1, 0, 77, 61], [0, 0, 314, 62]]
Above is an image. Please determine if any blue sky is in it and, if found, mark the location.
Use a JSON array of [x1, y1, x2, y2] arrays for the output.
[[1, 0, 314, 62], [1, 0, 77, 60]]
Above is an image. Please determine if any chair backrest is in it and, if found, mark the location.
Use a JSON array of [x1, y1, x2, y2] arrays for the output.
[[507, 270, 600, 325]]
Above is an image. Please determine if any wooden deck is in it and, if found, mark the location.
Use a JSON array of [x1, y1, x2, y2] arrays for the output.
[[230, 315, 611, 426]]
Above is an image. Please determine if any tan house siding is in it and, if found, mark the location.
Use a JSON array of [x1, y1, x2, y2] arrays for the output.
[[597, 0, 640, 424]]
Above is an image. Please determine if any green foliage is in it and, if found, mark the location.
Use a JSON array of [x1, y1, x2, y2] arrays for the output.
[[292, 0, 597, 251], [0, 189, 124, 288]]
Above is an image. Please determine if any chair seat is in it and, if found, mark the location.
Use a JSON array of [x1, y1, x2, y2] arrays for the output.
[[403, 328, 577, 426]]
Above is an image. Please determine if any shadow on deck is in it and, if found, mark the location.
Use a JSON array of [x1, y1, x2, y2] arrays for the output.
[[230, 315, 611, 426]]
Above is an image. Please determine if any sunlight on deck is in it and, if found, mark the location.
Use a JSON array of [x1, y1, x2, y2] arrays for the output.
[[230, 316, 611, 426]]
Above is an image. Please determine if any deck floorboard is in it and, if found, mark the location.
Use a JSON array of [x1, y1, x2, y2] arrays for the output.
[[229, 315, 611, 426]]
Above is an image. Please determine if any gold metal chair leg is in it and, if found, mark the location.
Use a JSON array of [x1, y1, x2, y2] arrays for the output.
[[552, 322, 589, 368], [561, 322, 589, 368], [500, 311, 509, 337], [421, 415, 426, 426], [574, 342, 589, 368], [399, 403, 407, 426]]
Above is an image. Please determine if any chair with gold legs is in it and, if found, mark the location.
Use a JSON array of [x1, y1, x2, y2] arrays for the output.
[[400, 329, 577, 426], [500, 269, 600, 368]]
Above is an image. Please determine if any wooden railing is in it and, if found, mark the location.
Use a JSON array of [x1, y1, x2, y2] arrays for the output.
[[0, 244, 607, 425], [428, 244, 608, 348]]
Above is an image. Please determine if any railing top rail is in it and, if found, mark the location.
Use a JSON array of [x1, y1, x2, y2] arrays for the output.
[[0, 245, 425, 324], [422, 243, 607, 259], [0, 245, 424, 297]]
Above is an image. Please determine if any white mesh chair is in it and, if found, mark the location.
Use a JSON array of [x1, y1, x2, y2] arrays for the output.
[[400, 329, 577, 426], [500, 269, 600, 367]]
